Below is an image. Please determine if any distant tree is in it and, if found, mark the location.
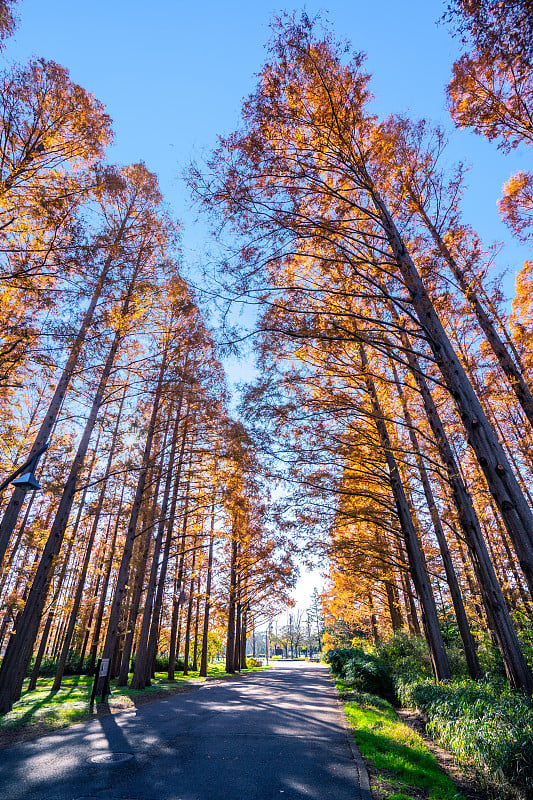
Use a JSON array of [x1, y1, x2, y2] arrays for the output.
[[308, 588, 324, 652]]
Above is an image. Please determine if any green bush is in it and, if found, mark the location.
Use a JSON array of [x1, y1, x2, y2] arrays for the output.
[[246, 657, 258, 668], [398, 678, 533, 799], [327, 647, 394, 699], [26, 652, 93, 678], [27, 656, 57, 677], [513, 611, 533, 671], [376, 632, 433, 683], [344, 651, 394, 699], [129, 655, 192, 673], [326, 647, 360, 677]]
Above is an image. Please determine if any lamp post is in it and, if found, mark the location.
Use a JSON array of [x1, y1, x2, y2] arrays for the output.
[[0, 443, 48, 495]]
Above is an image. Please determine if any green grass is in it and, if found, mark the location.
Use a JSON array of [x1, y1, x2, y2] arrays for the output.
[[336, 681, 464, 800], [270, 655, 306, 660], [0, 662, 269, 739]]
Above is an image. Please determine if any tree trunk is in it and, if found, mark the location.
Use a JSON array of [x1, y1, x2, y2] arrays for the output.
[[240, 603, 248, 668], [396, 540, 421, 636], [182, 571, 195, 676], [27, 610, 53, 690], [225, 533, 238, 674], [192, 574, 201, 672], [391, 306, 533, 690], [375, 191, 533, 604], [199, 484, 216, 677], [234, 599, 242, 671], [385, 580, 403, 631], [368, 592, 379, 643], [359, 341, 451, 681], [76, 555, 103, 674], [167, 596, 179, 680], [98, 346, 168, 673]]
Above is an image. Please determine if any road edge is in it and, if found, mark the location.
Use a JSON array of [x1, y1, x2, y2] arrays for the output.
[[334, 694, 372, 800]]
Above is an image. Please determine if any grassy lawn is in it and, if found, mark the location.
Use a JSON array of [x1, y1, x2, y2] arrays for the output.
[[270, 655, 306, 660], [336, 681, 465, 800], [0, 662, 269, 743]]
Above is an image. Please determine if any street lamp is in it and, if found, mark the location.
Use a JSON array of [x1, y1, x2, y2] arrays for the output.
[[0, 443, 48, 494]]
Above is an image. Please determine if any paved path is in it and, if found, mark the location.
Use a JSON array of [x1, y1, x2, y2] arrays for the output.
[[0, 661, 369, 800]]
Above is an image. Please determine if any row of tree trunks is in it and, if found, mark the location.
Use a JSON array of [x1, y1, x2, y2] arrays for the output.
[[130, 394, 185, 689], [0, 207, 135, 569], [98, 345, 169, 672], [388, 303, 533, 690], [359, 341, 451, 681], [0, 264, 142, 712], [53, 382, 129, 690], [374, 191, 533, 609], [199, 484, 217, 677], [142, 404, 193, 686], [87, 480, 125, 674], [415, 203, 533, 431], [225, 530, 238, 674], [390, 360, 482, 679]]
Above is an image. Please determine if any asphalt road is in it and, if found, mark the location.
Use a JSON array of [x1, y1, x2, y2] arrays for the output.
[[0, 661, 369, 800]]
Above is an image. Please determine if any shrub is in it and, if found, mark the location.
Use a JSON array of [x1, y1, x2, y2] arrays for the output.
[[326, 647, 360, 677], [398, 678, 533, 799], [129, 655, 192, 673], [327, 647, 394, 699], [154, 654, 169, 671], [27, 656, 57, 677], [26, 652, 93, 678], [376, 632, 433, 683], [174, 658, 193, 672], [344, 651, 394, 699], [246, 657, 258, 668]]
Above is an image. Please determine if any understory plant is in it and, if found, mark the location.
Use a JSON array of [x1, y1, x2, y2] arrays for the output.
[[339, 683, 464, 800], [398, 679, 533, 799], [326, 646, 394, 699]]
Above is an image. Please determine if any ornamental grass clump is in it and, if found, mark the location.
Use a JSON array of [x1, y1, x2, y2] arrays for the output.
[[397, 678, 533, 799]]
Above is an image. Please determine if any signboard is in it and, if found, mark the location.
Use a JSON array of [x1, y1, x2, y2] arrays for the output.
[[90, 657, 110, 708]]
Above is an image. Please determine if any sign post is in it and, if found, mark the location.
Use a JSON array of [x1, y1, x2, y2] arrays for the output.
[[89, 657, 111, 709], [99, 658, 110, 702]]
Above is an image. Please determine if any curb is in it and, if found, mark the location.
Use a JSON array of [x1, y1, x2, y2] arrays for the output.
[[344, 725, 372, 800], [336, 697, 372, 800]]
